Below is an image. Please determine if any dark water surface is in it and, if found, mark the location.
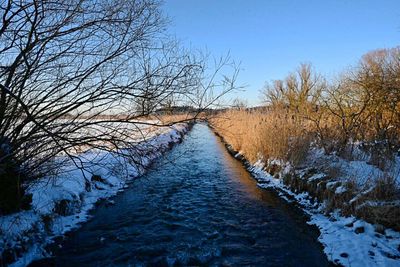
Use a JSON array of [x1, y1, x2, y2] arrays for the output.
[[50, 124, 330, 266]]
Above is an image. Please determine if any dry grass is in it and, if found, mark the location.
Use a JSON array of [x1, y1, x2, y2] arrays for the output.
[[209, 108, 312, 165], [210, 108, 400, 230], [157, 113, 198, 125], [209, 48, 400, 229]]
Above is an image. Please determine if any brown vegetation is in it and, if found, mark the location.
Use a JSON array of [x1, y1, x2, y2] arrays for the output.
[[212, 47, 400, 165], [210, 47, 400, 230], [210, 108, 310, 164]]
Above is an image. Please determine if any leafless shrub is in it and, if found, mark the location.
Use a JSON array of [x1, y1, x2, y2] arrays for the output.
[[261, 63, 324, 113]]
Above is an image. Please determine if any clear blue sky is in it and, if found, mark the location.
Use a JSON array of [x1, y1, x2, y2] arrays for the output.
[[163, 0, 400, 106]]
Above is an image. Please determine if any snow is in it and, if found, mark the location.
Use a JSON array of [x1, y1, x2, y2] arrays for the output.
[[0, 123, 189, 266], [335, 185, 347, 194], [308, 147, 400, 187], [310, 214, 400, 267], [308, 173, 326, 182], [244, 154, 400, 267]]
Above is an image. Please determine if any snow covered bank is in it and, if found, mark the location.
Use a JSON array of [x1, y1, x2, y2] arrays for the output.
[[219, 138, 400, 267], [0, 123, 190, 266]]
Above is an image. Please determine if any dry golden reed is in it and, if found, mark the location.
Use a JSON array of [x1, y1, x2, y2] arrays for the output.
[[210, 108, 311, 164]]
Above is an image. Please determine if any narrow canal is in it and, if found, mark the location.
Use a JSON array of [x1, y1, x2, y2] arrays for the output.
[[49, 124, 330, 266]]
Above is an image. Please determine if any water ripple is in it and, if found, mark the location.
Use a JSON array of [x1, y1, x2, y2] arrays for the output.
[[50, 124, 331, 266]]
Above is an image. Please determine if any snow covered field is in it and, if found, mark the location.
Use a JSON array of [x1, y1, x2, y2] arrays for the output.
[[241, 150, 400, 267], [0, 123, 190, 266]]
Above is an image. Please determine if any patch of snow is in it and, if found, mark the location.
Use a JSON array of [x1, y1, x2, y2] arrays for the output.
[[0, 123, 189, 266], [310, 214, 400, 267], [335, 186, 347, 194], [238, 151, 400, 267], [308, 173, 326, 182], [326, 181, 340, 190]]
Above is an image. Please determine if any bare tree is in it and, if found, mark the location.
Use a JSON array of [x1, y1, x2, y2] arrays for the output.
[[322, 80, 370, 154], [0, 0, 239, 213], [318, 47, 400, 155], [351, 47, 400, 143], [262, 63, 324, 113], [231, 97, 247, 110]]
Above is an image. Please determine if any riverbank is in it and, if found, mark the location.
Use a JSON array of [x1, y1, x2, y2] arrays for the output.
[[0, 123, 190, 266], [36, 123, 332, 266], [210, 125, 400, 267]]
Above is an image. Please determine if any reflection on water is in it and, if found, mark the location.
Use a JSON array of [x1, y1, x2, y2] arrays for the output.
[[50, 124, 330, 266]]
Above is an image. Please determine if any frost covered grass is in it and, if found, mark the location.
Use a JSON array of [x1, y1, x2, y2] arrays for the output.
[[0, 123, 190, 266]]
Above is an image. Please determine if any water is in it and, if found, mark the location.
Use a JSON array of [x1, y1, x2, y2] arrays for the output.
[[49, 124, 330, 266]]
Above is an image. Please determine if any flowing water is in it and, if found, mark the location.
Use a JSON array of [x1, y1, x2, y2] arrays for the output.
[[47, 124, 331, 266]]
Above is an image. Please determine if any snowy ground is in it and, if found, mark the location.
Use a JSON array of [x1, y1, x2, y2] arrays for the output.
[[0, 123, 189, 266], [242, 151, 400, 267]]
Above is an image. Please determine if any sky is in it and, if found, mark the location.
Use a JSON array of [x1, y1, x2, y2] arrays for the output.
[[162, 0, 400, 106]]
